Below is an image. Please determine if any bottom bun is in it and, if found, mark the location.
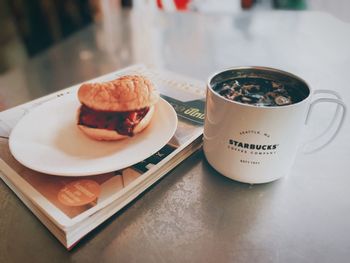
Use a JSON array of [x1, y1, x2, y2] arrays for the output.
[[78, 106, 155, 141]]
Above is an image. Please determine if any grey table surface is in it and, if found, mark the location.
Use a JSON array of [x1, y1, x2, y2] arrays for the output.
[[1, 8, 350, 263]]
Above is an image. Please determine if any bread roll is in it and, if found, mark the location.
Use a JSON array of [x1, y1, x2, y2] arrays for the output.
[[78, 75, 159, 112], [77, 75, 159, 141]]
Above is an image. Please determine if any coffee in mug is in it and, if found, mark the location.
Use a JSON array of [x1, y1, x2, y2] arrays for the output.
[[213, 77, 307, 107]]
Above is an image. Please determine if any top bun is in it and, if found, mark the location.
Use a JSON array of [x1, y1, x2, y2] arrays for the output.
[[78, 75, 159, 112]]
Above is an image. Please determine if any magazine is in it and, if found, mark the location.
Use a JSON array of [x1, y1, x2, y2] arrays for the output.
[[0, 65, 205, 249]]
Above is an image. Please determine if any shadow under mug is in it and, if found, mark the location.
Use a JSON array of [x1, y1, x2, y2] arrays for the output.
[[203, 66, 346, 184]]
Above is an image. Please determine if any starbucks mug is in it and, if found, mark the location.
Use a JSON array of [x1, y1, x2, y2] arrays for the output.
[[203, 67, 346, 184]]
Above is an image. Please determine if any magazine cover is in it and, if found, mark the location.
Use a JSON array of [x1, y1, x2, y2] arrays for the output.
[[0, 65, 205, 248]]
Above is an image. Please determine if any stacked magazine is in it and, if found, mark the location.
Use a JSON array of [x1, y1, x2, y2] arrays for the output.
[[0, 65, 205, 249]]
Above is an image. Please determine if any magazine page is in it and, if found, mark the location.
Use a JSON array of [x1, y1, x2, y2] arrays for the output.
[[0, 65, 205, 230]]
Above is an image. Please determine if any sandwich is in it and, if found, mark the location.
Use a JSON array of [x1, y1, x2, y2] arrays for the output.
[[77, 75, 159, 141]]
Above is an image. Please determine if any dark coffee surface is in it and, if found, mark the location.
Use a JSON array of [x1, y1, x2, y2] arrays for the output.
[[213, 77, 307, 106]]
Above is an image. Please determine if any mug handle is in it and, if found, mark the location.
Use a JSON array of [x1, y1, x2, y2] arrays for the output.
[[303, 90, 347, 154]]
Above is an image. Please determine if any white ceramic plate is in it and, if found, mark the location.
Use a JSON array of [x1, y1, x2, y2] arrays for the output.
[[9, 94, 177, 176]]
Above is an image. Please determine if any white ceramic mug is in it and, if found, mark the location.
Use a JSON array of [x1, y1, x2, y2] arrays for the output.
[[203, 67, 346, 184]]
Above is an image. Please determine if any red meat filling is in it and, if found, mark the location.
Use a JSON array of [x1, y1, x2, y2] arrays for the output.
[[78, 105, 150, 136]]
